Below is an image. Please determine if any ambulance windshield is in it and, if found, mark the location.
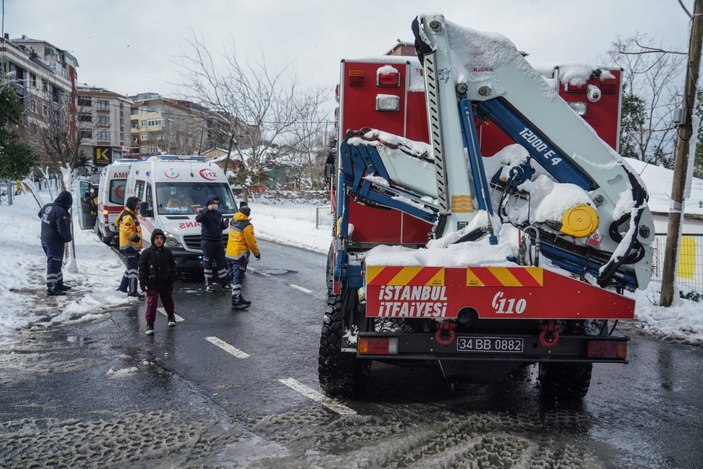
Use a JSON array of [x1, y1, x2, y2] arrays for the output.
[[156, 183, 236, 215]]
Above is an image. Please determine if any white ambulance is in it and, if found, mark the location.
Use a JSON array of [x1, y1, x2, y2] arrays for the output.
[[125, 155, 237, 270], [95, 159, 135, 245]]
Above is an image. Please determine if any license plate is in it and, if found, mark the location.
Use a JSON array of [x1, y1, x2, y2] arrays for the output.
[[456, 336, 524, 353]]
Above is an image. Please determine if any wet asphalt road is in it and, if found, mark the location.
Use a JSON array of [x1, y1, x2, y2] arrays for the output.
[[1, 239, 703, 468]]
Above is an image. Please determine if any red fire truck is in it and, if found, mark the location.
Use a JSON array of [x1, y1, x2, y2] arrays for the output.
[[319, 15, 653, 398]]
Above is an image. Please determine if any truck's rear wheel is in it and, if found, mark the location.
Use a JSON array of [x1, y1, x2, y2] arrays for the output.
[[538, 362, 592, 399], [318, 292, 368, 397]]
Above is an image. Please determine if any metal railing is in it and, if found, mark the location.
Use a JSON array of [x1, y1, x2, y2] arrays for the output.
[[651, 234, 703, 293]]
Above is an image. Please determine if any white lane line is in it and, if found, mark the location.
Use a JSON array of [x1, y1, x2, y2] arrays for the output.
[[288, 284, 313, 294], [157, 307, 185, 322], [279, 378, 357, 416], [250, 267, 318, 297], [205, 336, 250, 359]]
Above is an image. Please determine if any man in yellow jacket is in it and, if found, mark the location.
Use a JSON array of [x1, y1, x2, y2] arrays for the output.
[[116, 196, 144, 299], [225, 204, 260, 309]]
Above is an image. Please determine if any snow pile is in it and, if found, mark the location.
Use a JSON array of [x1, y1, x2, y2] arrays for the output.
[[106, 366, 139, 379], [247, 199, 332, 253], [632, 288, 703, 344], [625, 157, 703, 217], [519, 175, 594, 224], [557, 64, 615, 87], [441, 18, 556, 99], [0, 187, 133, 348], [348, 128, 433, 160]]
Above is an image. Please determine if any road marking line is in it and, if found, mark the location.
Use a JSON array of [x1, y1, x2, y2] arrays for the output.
[[157, 307, 185, 322], [206, 336, 250, 359], [279, 378, 357, 416], [247, 266, 272, 277], [289, 284, 313, 294]]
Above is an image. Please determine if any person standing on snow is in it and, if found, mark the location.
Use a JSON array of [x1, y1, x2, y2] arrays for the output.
[[38, 190, 73, 296], [196, 195, 230, 292], [116, 196, 144, 299], [139, 229, 177, 335], [226, 204, 260, 309]]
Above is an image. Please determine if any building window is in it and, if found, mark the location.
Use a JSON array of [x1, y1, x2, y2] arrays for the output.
[[79, 130, 92, 139], [98, 115, 110, 126], [77, 97, 92, 107], [78, 114, 92, 123], [140, 133, 148, 141], [131, 121, 139, 129], [30, 74, 37, 88], [96, 131, 110, 141], [97, 100, 109, 111], [146, 119, 163, 127]]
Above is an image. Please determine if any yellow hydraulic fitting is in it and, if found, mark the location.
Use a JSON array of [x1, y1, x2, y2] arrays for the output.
[[560, 204, 599, 238]]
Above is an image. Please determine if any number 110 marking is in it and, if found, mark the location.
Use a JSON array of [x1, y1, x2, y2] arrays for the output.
[[492, 291, 526, 315]]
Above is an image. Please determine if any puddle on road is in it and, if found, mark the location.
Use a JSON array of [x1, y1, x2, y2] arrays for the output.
[[260, 269, 298, 276]]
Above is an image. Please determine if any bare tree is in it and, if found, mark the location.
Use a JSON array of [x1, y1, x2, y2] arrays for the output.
[[286, 88, 333, 190], [178, 35, 328, 199], [24, 93, 88, 190], [608, 34, 686, 166]]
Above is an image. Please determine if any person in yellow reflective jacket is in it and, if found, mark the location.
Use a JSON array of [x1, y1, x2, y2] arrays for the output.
[[115, 196, 144, 299], [225, 204, 260, 309]]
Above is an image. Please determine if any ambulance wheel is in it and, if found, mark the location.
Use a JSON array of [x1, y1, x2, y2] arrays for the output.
[[96, 227, 109, 245], [318, 292, 368, 397], [538, 362, 592, 399]]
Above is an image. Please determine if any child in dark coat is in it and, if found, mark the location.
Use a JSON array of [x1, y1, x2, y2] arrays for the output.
[[138, 229, 177, 335]]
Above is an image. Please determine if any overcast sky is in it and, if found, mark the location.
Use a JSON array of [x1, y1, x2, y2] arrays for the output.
[[5, 0, 692, 101]]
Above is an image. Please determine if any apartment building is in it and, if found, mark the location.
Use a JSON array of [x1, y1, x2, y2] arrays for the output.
[[129, 93, 217, 157], [0, 34, 78, 128], [76, 86, 133, 168]]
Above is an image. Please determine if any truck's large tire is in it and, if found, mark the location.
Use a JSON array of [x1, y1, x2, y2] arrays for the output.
[[538, 362, 593, 399], [318, 293, 367, 397], [539, 320, 596, 399]]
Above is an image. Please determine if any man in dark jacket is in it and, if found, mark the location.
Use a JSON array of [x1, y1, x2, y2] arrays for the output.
[[195, 195, 229, 292], [38, 191, 73, 296], [138, 229, 177, 335]]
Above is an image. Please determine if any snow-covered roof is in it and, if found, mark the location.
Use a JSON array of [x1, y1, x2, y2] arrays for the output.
[[624, 158, 703, 217]]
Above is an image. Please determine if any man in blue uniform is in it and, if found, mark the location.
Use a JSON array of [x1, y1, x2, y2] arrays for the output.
[[38, 191, 73, 296], [195, 195, 230, 292]]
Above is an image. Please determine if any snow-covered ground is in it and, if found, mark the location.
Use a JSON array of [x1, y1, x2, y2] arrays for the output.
[[0, 182, 701, 350]]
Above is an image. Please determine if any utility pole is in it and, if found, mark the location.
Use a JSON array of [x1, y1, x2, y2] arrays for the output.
[[660, 0, 703, 306], [223, 131, 234, 177]]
